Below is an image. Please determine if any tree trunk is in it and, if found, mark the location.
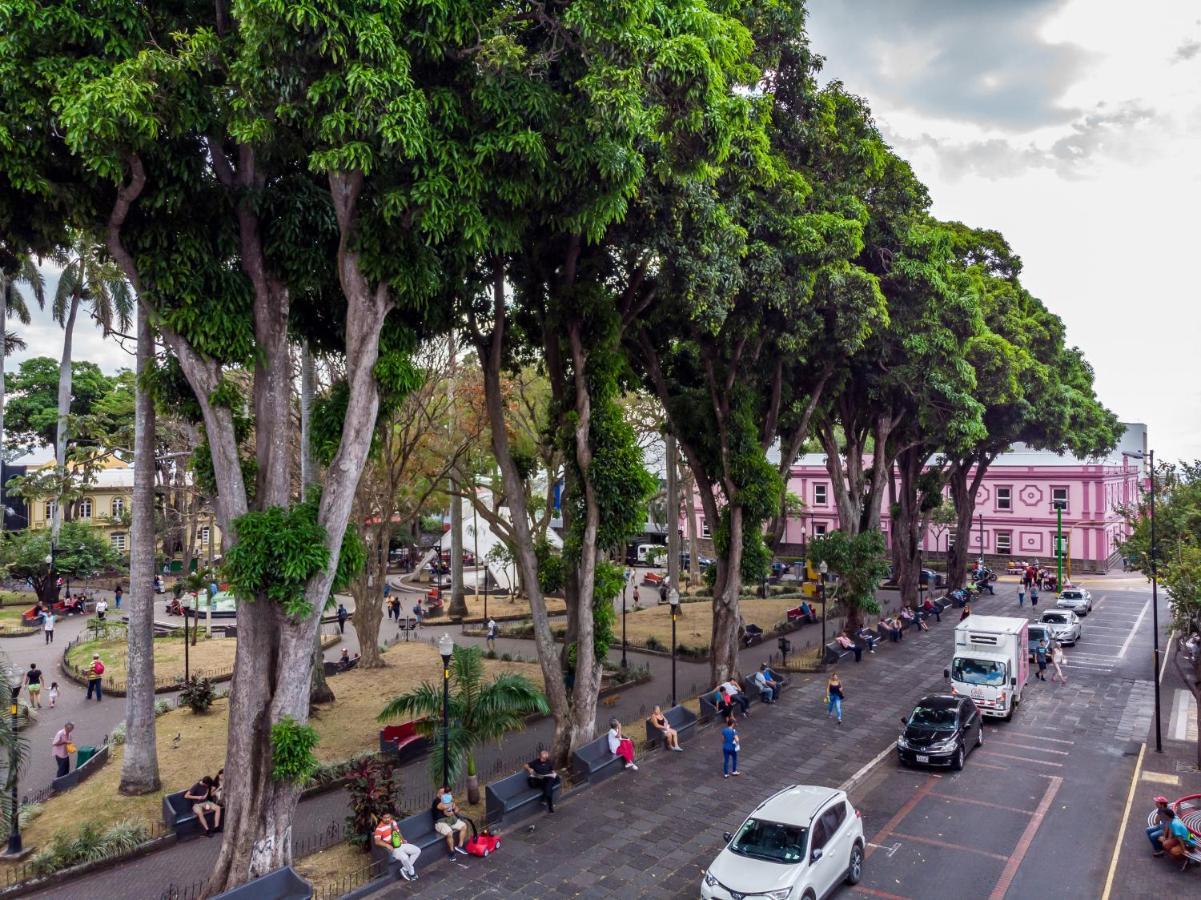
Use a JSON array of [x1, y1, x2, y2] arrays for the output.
[[447, 337, 467, 618], [1, 277, 7, 538], [53, 291, 81, 544], [710, 505, 744, 684], [355, 525, 388, 668], [684, 470, 700, 587], [119, 297, 161, 794], [948, 455, 991, 589], [666, 434, 680, 594], [894, 447, 923, 611], [300, 341, 335, 705]]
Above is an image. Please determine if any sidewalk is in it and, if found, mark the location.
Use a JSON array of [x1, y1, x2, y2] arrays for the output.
[[1107, 638, 1200, 899]]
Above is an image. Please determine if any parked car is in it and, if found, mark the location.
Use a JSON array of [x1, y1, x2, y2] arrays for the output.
[[1039, 609, 1081, 646], [680, 551, 715, 571], [701, 785, 864, 900], [896, 694, 984, 770], [884, 565, 945, 588], [1056, 587, 1093, 615], [1027, 622, 1057, 661]]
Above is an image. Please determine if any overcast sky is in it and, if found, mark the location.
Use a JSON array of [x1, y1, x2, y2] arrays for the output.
[[808, 0, 1201, 461]]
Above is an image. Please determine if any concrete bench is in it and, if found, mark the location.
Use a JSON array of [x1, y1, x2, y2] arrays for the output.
[[322, 656, 360, 677], [398, 808, 474, 867], [210, 865, 311, 899], [742, 673, 787, 702], [823, 641, 854, 664], [162, 789, 209, 840], [699, 684, 757, 721], [51, 741, 110, 793], [379, 722, 429, 763], [644, 704, 698, 749], [485, 770, 561, 826], [571, 734, 628, 785]]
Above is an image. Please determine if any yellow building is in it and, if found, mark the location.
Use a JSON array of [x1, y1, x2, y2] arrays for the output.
[[27, 457, 219, 558]]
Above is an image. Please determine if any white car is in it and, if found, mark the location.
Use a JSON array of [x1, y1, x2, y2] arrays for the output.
[[701, 785, 864, 900], [1056, 588, 1092, 614], [1039, 609, 1082, 645]]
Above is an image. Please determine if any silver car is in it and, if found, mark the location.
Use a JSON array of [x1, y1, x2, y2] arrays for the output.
[[1039, 609, 1081, 645], [1056, 587, 1092, 614]]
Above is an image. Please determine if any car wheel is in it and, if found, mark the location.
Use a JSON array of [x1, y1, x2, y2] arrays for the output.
[[952, 745, 965, 770], [802, 892, 816, 900], [976, 725, 984, 748], [845, 842, 864, 885]]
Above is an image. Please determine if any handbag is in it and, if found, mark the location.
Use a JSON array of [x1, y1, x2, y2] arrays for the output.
[[66, 742, 76, 754], [390, 829, 403, 848]]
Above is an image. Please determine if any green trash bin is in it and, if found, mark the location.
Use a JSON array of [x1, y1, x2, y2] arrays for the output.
[[75, 745, 97, 767]]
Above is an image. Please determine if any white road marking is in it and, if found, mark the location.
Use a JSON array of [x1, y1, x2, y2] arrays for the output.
[[840, 740, 898, 795], [1117, 600, 1151, 660], [1170, 690, 1195, 742]]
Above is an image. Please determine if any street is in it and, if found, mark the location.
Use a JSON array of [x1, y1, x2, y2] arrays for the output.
[[375, 576, 1170, 899]]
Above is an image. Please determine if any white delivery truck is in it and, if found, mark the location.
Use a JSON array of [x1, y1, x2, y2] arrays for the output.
[[944, 615, 1029, 720]]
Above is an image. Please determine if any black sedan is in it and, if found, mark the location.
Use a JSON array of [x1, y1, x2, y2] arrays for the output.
[[896, 695, 984, 771]]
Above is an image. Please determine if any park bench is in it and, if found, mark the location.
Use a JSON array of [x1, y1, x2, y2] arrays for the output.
[[1145, 808, 1201, 869], [785, 605, 817, 625], [823, 641, 854, 665], [485, 770, 561, 826], [742, 624, 765, 647], [401, 808, 475, 867], [699, 683, 758, 721], [378, 722, 429, 763], [742, 672, 788, 702], [162, 790, 208, 840], [210, 865, 311, 899], [571, 733, 628, 785], [51, 741, 110, 793], [644, 704, 698, 749]]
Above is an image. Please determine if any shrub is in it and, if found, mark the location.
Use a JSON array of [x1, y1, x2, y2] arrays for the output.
[[500, 653, 512, 662], [271, 716, 319, 784], [483, 649, 498, 660], [110, 723, 126, 746], [644, 635, 663, 651], [154, 698, 174, 716], [18, 803, 43, 829], [178, 676, 215, 713], [344, 758, 396, 851], [30, 819, 151, 877]]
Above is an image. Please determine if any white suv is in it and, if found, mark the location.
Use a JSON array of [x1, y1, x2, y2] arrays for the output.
[[701, 785, 864, 900]]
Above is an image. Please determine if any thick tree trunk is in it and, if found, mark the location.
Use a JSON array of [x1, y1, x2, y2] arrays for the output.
[[684, 471, 700, 587], [447, 338, 467, 618], [1, 280, 6, 538], [475, 260, 572, 764], [119, 297, 161, 794], [894, 447, 923, 610], [666, 434, 680, 593], [948, 455, 991, 589], [710, 505, 744, 684], [355, 526, 388, 668], [53, 291, 80, 544], [300, 342, 335, 705]]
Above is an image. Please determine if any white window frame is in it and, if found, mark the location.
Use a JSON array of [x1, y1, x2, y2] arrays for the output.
[[111, 497, 125, 517], [44, 500, 56, 521], [1051, 486, 1069, 512], [200, 525, 212, 545], [947, 529, 957, 551], [814, 523, 828, 536], [110, 533, 127, 552], [995, 486, 1012, 511], [996, 530, 1012, 554], [78, 498, 92, 520], [814, 483, 828, 507]]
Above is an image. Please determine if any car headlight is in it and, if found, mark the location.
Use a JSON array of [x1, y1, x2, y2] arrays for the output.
[[897, 736, 909, 749], [703, 870, 718, 887], [931, 738, 958, 751], [764, 890, 793, 900]]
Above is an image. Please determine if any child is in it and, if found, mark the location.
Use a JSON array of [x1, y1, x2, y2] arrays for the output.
[[48, 682, 59, 708]]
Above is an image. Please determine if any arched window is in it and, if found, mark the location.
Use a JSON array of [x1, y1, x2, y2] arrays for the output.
[[112, 497, 125, 517], [79, 498, 92, 519]]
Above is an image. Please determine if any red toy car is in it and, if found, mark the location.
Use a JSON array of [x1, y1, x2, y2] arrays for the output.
[[465, 828, 501, 857]]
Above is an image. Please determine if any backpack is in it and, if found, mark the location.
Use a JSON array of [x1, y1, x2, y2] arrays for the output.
[[93, 660, 105, 675]]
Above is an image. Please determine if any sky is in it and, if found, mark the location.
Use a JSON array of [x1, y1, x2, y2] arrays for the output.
[[807, 0, 1201, 461]]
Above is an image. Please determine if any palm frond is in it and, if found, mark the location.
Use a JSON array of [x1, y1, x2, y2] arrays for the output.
[[377, 681, 443, 726], [4, 330, 27, 355], [52, 262, 81, 325]]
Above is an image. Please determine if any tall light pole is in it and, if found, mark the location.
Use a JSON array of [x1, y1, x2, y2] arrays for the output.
[[438, 633, 454, 786], [6, 682, 22, 855], [977, 512, 984, 567], [669, 589, 679, 706], [1054, 500, 1065, 592], [620, 575, 628, 670], [819, 560, 829, 649], [1123, 449, 1161, 753], [472, 500, 481, 622]]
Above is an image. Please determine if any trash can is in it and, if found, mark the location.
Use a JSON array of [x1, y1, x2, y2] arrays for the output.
[[75, 745, 98, 767]]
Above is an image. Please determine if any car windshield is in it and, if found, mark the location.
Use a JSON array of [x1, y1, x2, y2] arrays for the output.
[[1029, 627, 1049, 643], [729, 818, 808, 864], [951, 657, 1006, 687], [1061, 591, 1081, 599], [908, 704, 957, 730], [1042, 614, 1067, 624]]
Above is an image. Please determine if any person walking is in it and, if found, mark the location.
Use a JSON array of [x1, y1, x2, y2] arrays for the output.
[[336, 603, 348, 635], [1030, 584, 1039, 609], [22, 663, 43, 709], [1034, 639, 1048, 681], [86, 653, 105, 701], [1051, 641, 1067, 684], [721, 715, 740, 778], [633, 585, 640, 608], [48, 681, 59, 708], [486, 618, 498, 652], [113, 584, 123, 609], [1017, 584, 1025, 608], [826, 672, 845, 725], [52, 722, 74, 778], [95, 597, 108, 622], [960, 603, 972, 622], [43, 610, 55, 644]]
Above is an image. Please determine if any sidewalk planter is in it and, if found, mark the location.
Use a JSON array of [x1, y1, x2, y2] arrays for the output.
[[210, 865, 311, 900]]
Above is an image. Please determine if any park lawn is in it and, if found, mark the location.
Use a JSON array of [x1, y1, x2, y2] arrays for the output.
[[3, 643, 543, 867], [621, 597, 817, 654], [0, 594, 40, 634], [425, 592, 567, 623], [65, 632, 240, 686]]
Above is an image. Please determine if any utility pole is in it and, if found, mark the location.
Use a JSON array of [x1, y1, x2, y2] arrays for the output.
[[665, 433, 680, 602]]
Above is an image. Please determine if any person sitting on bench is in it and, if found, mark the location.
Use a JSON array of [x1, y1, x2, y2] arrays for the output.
[[374, 813, 419, 881], [855, 626, 878, 653], [607, 719, 639, 771], [648, 705, 684, 751], [524, 749, 561, 812], [798, 601, 817, 623], [753, 664, 780, 703], [434, 788, 470, 859], [185, 775, 221, 836], [835, 631, 862, 662], [721, 678, 752, 717], [921, 595, 940, 622], [884, 616, 903, 642]]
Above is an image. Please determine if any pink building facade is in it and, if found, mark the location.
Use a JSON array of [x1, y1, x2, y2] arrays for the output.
[[689, 426, 1147, 574]]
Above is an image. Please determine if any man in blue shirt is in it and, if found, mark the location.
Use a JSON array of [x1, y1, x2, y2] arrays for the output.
[[1147, 795, 1171, 854]]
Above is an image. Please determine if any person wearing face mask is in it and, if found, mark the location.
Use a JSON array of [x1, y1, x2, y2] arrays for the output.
[[432, 787, 469, 860]]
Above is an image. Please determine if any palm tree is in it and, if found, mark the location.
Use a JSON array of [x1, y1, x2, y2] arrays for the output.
[[0, 654, 32, 840], [50, 234, 133, 541], [1, 258, 45, 536], [378, 645, 548, 802]]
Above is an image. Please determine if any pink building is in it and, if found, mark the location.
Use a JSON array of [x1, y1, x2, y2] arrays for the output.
[[691, 425, 1147, 575]]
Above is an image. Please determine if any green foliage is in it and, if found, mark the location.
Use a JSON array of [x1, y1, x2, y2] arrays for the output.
[[1, 520, 122, 602], [535, 542, 565, 595], [28, 819, 150, 877], [224, 498, 329, 619], [270, 716, 320, 784], [807, 530, 889, 621], [3, 357, 124, 455], [378, 644, 548, 788], [177, 676, 215, 714], [344, 757, 396, 851], [591, 561, 624, 661]]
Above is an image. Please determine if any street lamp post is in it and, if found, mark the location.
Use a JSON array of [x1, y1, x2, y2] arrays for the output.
[[669, 589, 679, 706], [819, 560, 829, 649], [438, 633, 454, 787], [1123, 449, 1161, 753], [6, 687, 21, 855], [977, 513, 985, 567], [621, 577, 628, 670]]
